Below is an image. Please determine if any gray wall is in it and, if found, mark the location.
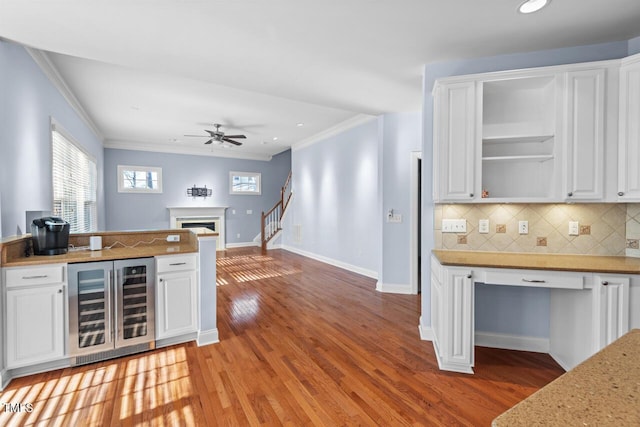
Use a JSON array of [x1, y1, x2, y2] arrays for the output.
[[104, 148, 291, 245], [421, 39, 638, 338], [0, 40, 105, 238]]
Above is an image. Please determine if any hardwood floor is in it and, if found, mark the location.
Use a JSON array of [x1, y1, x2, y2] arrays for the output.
[[0, 247, 565, 426]]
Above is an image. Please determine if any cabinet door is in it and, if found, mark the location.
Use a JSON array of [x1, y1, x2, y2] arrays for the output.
[[592, 275, 629, 351], [442, 267, 474, 373], [433, 81, 477, 201], [564, 69, 605, 200], [618, 55, 640, 200], [6, 285, 64, 368], [156, 270, 198, 339]]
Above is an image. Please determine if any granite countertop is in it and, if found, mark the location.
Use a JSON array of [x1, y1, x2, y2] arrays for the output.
[[1, 229, 199, 267], [492, 329, 640, 426], [433, 250, 640, 274]]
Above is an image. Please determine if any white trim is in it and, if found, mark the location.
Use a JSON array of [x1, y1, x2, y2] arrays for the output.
[[197, 329, 220, 346], [225, 242, 260, 249], [475, 331, 550, 353], [410, 151, 422, 295], [281, 245, 378, 279], [376, 282, 413, 294], [104, 139, 274, 162], [27, 48, 104, 141], [419, 325, 434, 341], [291, 114, 377, 151]]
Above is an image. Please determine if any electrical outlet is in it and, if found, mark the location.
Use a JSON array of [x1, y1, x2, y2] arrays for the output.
[[442, 219, 467, 233], [518, 220, 529, 235], [166, 235, 180, 242], [388, 214, 402, 223], [246, 210, 253, 215], [479, 219, 489, 234], [569, 221, 579, 236]]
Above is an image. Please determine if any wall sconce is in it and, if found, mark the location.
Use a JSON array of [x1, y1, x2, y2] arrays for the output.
[[187, 185, 212, 198]]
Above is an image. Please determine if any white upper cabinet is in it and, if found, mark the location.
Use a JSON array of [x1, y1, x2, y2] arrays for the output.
[[618, 54, 640, 201], [433, 81, 477, 201], [564, 68, 606, 201], [433, 59, 622, 203]]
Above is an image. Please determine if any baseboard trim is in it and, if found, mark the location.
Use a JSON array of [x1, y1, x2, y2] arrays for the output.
[[197, 328, 220, 346], [376, 281, 413, 294], [280, 245, 378, 279], [419, 325, 433, 341], [475, 331, 550, 353], [225, 242, 260, 249]]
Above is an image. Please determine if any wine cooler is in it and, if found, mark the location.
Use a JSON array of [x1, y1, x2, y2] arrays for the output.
[[68, 258, 155, 365]]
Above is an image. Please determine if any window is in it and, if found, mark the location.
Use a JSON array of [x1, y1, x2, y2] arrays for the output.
[[117, 165, 163, 193], [52, 122, 98, 233], [229, 171, 261, 195]]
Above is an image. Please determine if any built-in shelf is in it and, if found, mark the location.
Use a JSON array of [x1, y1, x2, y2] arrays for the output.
[[482, 134, 554, 144], [482, 154, 554, 163]]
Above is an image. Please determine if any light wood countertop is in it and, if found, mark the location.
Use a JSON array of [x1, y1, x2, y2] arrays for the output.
[[492, 329, 640, 426], [1, 230, 199, 267], [433, 250, 640, 274]]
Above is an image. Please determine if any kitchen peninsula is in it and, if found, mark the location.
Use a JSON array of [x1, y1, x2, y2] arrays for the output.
[[0, 229, 218, 390]]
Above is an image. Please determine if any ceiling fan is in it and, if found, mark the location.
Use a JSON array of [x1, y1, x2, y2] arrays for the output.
[[184, 124, 246, 146]]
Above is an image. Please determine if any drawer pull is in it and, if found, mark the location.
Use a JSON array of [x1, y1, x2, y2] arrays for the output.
[[522, 278, 546, 283], [169, 262, 187, 266], [22, 275, 49, 280]]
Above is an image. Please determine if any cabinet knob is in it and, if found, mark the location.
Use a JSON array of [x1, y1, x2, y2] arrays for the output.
[[159, 278, 163, 282], [618, 192, 624, 197], [58, 289, 63, 293], [466, 274, 472, 279], [469, 193, 474, 198], [567, 192, 573, 197], [602, 281, 609, 286]]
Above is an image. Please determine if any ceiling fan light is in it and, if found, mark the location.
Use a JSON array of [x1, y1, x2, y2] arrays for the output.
[[518, 0, 549, 14]]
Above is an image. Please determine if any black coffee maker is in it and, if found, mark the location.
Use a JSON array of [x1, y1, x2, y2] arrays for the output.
[[31, 217, 70, 255]]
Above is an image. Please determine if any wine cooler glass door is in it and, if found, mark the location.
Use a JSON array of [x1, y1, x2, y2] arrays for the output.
[[114, 258, 155, 348], [68, 261, 114, 356]]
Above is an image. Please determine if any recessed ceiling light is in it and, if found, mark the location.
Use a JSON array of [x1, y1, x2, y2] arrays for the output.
[[273, 137, 278, 141], [518, 0, 549, 14], [296, 123, 304, 127]]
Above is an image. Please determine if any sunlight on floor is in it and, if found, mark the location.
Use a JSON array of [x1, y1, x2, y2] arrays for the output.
[[216, 253, 302, 284], [0, 347, 198, 426]]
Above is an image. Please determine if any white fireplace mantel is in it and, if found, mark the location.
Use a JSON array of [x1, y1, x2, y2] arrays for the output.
[[168, 206, 227, 249]]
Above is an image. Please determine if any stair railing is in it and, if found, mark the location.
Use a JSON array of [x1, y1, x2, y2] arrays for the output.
[[261, 171, 292, 250]]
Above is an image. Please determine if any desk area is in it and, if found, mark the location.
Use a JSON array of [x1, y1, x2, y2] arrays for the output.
[[430, 250, 640, 374]]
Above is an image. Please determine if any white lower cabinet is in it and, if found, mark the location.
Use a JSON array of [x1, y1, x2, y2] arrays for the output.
[[156, 255, 198, 340], [430, 256, 474, 373], [4, 265, 66, 369], [592, 275, 630, 350]]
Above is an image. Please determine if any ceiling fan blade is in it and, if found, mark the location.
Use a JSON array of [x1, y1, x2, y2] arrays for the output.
[[223, 134, 246, 139], [184, 134, 209, 137], [204, 139, 213, 145], [222, 137, 243, 146]]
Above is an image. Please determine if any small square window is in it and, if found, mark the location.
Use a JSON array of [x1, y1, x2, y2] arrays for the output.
[[229, 171, 261, 195], [117, 165, 163, 193]]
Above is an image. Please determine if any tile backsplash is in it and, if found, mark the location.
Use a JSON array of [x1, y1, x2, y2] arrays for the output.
[[434, 203, 640, 257]]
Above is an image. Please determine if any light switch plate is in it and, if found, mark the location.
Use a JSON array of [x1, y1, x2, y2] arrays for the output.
[[518, 220, 529, 235], [442, 219, 467, 233], [479, 219, 489, 234]]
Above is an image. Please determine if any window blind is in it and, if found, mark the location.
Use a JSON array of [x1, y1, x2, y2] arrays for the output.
[[52, 124, 97, 233]]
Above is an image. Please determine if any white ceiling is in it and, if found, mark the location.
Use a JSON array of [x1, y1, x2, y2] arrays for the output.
[[2, 0, 640, 161]]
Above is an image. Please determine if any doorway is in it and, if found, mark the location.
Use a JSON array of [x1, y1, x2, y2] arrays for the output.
[[410, 152, 422, 294]]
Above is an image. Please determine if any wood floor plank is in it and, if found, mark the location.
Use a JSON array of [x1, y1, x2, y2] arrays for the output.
[[0, 247, 565, 426]]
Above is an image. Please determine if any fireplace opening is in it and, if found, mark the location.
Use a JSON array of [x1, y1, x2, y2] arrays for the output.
[[180, 221, 215, 232]]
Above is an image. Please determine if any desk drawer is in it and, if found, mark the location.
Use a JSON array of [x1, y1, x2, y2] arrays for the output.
[[5, 264, 66, 287], [480, 268, 585, 289]]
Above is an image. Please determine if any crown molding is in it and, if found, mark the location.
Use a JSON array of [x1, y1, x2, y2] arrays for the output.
[[26, 47, 105, 142], [291, 114, 377, 152], [104, 139, 274, 161]]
